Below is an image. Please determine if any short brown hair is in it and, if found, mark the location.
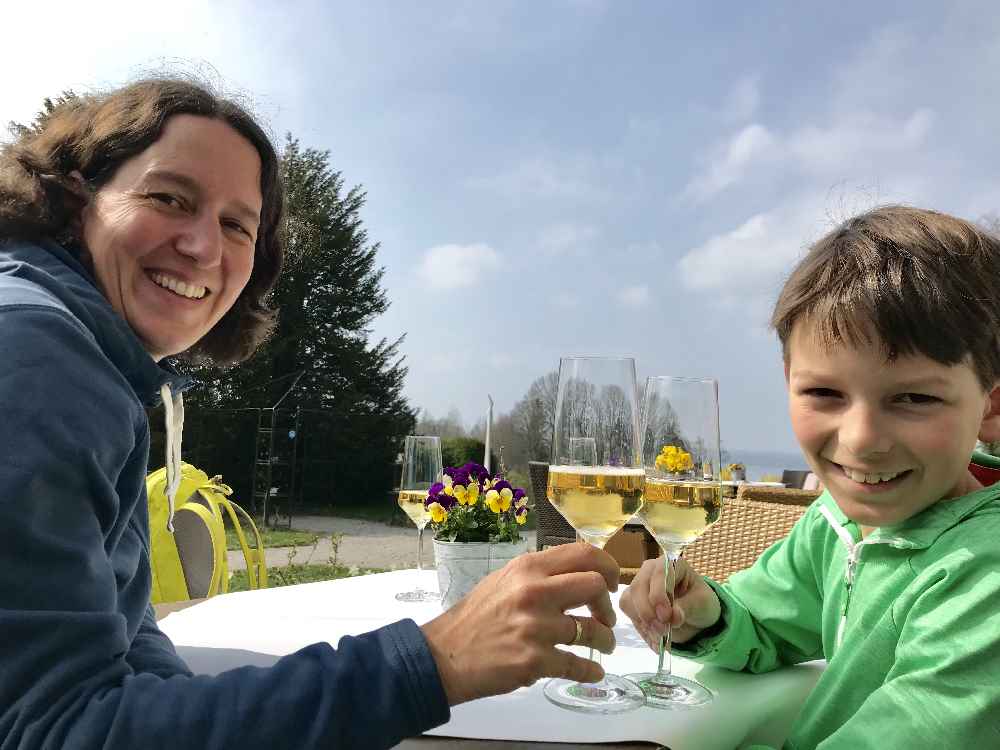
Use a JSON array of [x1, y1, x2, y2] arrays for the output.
[[771, 205, 1000, 389], [0, 78, 285, 366]]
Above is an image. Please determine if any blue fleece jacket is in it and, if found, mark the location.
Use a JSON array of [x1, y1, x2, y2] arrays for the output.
[[0, 239, 450, 749]]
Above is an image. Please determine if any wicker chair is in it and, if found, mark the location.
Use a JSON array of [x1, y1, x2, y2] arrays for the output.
[[680, 484, 820, 582], [529, 461, 576, 551]]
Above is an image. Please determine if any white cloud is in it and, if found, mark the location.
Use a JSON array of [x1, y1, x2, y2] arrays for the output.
[[682, 123, 778, 201], [681, 106, 935, 204], [537, 223, 598, 255], [417, 243, 502, 290], [617, 284, 651, 308], [678, 195, 842, 301], [788, 109, 934, 175]]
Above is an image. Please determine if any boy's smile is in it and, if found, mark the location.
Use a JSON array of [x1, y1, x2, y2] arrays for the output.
[[786, 321, 999, 527]]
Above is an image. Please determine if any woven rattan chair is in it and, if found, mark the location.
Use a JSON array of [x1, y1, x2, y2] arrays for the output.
[[529, 461, 576, 551], [680, 484, 820, 582]]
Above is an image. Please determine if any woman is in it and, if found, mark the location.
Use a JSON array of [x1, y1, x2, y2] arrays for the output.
[[0, 79, 619, 749]]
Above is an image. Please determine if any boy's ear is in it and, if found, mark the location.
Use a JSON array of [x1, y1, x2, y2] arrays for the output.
[[980, 384, 1000, 443]]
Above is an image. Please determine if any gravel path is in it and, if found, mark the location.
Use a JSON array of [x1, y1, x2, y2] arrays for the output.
[[227, 515, 537, 572]]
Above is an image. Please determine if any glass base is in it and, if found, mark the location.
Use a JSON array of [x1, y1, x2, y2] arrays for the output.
[[543, 674, 645, 714], [624, 671, 713, 709], [394, 588, 440, 603]]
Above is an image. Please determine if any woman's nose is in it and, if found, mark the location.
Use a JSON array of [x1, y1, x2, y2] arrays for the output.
[[174, 213, 222, 267]]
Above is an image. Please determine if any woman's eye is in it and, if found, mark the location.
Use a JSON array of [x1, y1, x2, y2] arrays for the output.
[[223, 219, 254, 240], [148, 193, 184, 210], [896, 393, 940, 405]]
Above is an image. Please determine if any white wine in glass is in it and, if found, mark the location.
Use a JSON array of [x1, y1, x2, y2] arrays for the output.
[[397, 489, 432, 529], [543, 356, 646, 715], [395, 435, 442, 603], [626, 375, 723, 708]]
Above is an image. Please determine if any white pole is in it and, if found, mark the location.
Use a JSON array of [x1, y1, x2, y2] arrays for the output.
[[485, 394, 494, 472]]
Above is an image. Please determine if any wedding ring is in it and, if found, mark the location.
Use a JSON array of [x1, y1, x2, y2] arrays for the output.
[[569, 615, 584, 646]]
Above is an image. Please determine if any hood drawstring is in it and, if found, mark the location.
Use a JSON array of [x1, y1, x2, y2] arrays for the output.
[[160, 382, 185, 533]]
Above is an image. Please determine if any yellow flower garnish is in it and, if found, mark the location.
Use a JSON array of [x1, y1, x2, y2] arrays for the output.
[[428, 502, 448, 523], [656, 445, 694, 473]]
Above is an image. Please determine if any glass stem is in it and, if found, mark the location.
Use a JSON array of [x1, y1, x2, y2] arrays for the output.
[[416, 526, 424, 572], [653, 552, 677, 686]]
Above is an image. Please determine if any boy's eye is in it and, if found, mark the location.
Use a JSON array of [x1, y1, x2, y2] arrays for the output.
[[895, 393, 940, 405], [803, 387, 841, 399]]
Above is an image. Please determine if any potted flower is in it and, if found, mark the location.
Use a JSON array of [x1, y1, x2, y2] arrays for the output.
[[425, 462, 530, 608], [725, 462, 746, 482]]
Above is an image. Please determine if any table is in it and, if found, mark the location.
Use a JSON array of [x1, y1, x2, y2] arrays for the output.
[[158, 569, 823, 750]]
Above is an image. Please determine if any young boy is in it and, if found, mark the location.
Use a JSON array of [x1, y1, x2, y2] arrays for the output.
[[621, 205, 1000, 749]]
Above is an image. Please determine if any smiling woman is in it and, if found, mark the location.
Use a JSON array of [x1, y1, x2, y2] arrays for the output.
[[0, 78, 630, 750]]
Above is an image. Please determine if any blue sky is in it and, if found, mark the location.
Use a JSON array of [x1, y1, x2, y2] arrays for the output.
[[5, 1, 1000, 454]]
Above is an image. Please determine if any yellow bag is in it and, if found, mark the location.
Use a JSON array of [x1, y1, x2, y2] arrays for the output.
[[147, 463, 268, 604]]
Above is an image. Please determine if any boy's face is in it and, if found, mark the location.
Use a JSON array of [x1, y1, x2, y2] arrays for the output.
[[786, 321, 999, 527]]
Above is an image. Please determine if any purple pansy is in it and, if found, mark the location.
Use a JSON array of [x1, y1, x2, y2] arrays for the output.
[[513, 488, 526, 501]]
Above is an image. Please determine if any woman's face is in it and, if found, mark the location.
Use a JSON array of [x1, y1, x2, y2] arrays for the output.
[[80, 114, 263, 361]]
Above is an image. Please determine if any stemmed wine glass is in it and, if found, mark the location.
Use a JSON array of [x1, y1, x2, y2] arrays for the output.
[[625, 376, 723, 708], [395, 435, 442, 603], [543, 356, 646, 714]]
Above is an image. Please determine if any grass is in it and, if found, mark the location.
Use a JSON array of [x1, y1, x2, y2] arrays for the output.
[[228, 562, 387, 591], [225, 526, 319, 551]]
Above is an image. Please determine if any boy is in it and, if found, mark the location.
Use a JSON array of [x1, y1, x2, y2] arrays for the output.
[[621, 205, 1000, 749]]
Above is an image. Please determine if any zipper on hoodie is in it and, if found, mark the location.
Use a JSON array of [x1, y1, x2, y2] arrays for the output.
[[819, 505, 904, 650]]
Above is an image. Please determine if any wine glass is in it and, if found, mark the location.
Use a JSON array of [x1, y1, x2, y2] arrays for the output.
[[395, 435, 442, 603], [543, 356, 646, 714], [625, 376, 723, 708]]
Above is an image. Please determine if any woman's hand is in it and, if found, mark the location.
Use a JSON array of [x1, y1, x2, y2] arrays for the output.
[[421, 542, 619, 706], [619, 556, 721, 650]]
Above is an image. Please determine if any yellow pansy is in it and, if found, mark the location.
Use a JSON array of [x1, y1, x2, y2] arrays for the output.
[[485, 489, 502, 514], [515, 512, 528, 525], [428, 502, 448, 523], [453, 485, 468, 505], [466, 483, 480, 506], [498, 487, 513, 512]]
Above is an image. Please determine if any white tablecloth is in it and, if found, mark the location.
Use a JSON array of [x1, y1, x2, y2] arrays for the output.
[[159, 569, 823, 750]]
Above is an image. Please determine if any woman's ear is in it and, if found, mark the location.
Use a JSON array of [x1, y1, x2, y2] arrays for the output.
[[980, 384, 1000, 443]]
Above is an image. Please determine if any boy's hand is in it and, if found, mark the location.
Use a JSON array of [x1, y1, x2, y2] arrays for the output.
[[619, 556, 721, 649]]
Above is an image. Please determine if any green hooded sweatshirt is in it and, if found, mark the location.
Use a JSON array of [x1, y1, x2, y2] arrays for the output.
[[679, 484, 1000, 749]]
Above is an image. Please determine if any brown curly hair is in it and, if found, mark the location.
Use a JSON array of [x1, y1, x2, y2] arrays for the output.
[[0, 78, 285, 366]]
